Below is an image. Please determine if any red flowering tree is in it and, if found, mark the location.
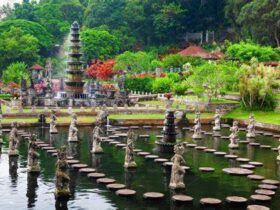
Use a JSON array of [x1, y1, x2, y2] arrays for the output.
[[85, 60, 115, 80]]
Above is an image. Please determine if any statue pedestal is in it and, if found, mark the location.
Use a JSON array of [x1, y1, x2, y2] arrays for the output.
[[91, 147, 103, 154], [246, 133, 256, 138], [213, 131, 221, 137], [124, 161, 137, 168], [213, 126, 221, 131], [155, 140, 176, 153], [9, 149, 19, 156], [54, 189, 70, 199], [192, 133, 202, 139], [27, 165, 40, 173], [169, 182, 185, 190], [229, 143, 239, 149], [68, 137, 78, 143], [50, 128, 58, 134]]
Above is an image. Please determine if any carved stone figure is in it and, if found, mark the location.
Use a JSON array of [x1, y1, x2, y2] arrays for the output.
[[27, 134, 40, 173], [192, 111, 202, 139], [9, 122, 19, 156], [169, 144, 186, 189], [124, 130, 137, 168], [246, 114, 256, 138], [50, 110, 58, 134], [91, 126, 103, 153], [0, 123, 3, 144], [213, 109, 221, 131], [277, 145, 280, 161], [96, 106, 108, 125], [55, 146, 70, 198], [229, 121, 239, 149], [68, 114, 78, 142]]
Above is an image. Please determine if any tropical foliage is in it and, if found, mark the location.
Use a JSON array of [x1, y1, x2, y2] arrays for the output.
[[2, 62, 29, 84]]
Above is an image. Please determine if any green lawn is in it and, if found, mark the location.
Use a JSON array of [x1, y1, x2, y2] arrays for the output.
[[224, 107, 280, 125]]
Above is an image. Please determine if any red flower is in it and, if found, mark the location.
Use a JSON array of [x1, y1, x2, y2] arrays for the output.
[[86, 59, 115, 81]]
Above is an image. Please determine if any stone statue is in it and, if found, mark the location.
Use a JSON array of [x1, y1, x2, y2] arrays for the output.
[[0, 123, 3, 144], [246, 114, 256, 138], [55, 146, 70, 198], [192, 111, 202, 139], [50, 110, 58, 134], [91, 125, 103, 153], [96, 106, 108, 125], [169, 144, 186, 189], [68, 113, 78, 142], [9, 122, 19, 156], [27, 134, 40, 173], [277, 145, 280, 161], [213, 109, 221, 131], [229, 121, 239, 149], [124, 129, 137, 168]]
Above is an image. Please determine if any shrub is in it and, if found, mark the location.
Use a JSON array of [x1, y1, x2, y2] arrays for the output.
[[162, 54, 206, 68], [172, 80, 190, 95], [125, 77, 153, 93], [2, 62, 29, 84], [226, 41, 280, 62], [152, 77, 173, 93]]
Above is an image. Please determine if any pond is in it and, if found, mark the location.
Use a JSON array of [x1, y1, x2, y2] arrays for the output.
[[0, 125, 279, 210]]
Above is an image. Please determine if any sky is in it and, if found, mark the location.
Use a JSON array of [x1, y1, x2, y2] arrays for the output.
[[0, 0, 22, 7]]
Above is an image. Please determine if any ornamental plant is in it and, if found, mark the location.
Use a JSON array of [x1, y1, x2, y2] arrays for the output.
[[85, 60, 115, 80]]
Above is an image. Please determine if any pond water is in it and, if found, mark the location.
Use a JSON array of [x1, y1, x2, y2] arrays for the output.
[[0, 125, 279, 210]]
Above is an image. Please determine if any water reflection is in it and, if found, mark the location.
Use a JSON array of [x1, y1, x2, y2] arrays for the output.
[[55, 198, 69, 210], [26, 173, 39, 208], [124, 168, 136, 189], [68, 142, 79, 158], [9, 156, 18, 183], [91, 154, 101, 170]]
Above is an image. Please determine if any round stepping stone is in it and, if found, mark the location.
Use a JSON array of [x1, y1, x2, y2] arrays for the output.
[[72, 164, 88, 169], [247, 205, 270, 210], [258, 184, 278, 190], [107, 183, 126, 190], [226, 196, 248, 204], [38, 144, 49, 147], [241, 164, 255, 169], [221, 136, 230, 139], [116, 143, 126, 148], [143, 192, 164, 199], [52, 153, 58, 157], [249, 162, 263, 167], [225, 155, 238, 159], [67, 156, 74, 160], [130, 126, 139, 129], [262, 179, 280, 185], [200, 198, 222, 206], [273, 134, 280, 138], [116, 189, 136, 196], [271, 148, 278, 152], [263, 133, 273, 136], [163, 161, 173, 167], [223, 168, 254, 176], [156, 135, 163, 138], [137, 152, 150, 156], [103, 139, 113, 143], [133, 149, 142, 153], [139, 135, 149, 138], [249, 143, 260, 147], [154, 158, 169, 163], [47, 149, 57, 154], [237, 158, 250, 162], [199, 167, 215, 172], [186, 143, 197, 148], [79, 168, 96, 173], [182, 166, 190, 171], [250, 194, 271, 202], [97, 178, 116, 184], [214, 151, 227, 156], [240, 140, 250, 144], [88, 173, 106, 179], [143, 126, 152, 128], [172, 194, 193, 203], [42, 146, 55, 150], [239, 128, 247, 131], [66, 160, 80, 164], [260, 145, 271, 149], [145, 155, 159, 159], [248, 175, 265, 181], [205, 149, 216, 153], [204, 132, 212, 135], [195, 146, 207, 150], [255, 189, 275, 196], [109, 141, 120, 145]]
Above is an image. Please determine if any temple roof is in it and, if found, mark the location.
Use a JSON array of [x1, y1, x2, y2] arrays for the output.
[[29, 64, 45, 71], [178, 45, 219, 59]]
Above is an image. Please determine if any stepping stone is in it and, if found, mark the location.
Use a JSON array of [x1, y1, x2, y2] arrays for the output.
[[263, 133, 273, 136], [133, 149, 142, 153], [182, 166, 190, 171], [154, 158, 169, 163], [116, 143, 126, 148], [271, 148, 278, 152], [182, 127, 190, 130], [199, 167, 215, 172], [137, 152, 150, 156], [260, 145, 272, 149], [66, 160, 80, 164], [186, 144, 197, 148], [144, 155, 159, 160], [248, 175, 265, 181], [222, 124, 230, 128], [163, 162, 173, 167], [38, 144, 49, 147], [226, 196, 248, 204], [249, 162, 263, 166], [156, 135, 163, 138], [195, 146, 207, 150], [214, 151, 227, 156], [225, 155, 238, 159], [172, 194, 193, 203], [116, 189, 136, 196], [200, 198, 222, 206], [157, 126, 164, 129], [139, 135, 149, 138], [109, 141, 120, 145], [143, 126, 152, 128], [52, 153, 58, 157], [116, 133, 127, 137], [204, 149, 216, 153], [67, 156, 74, 160], [97, 178, 116, 184], [237, 158, 250, 162], [250, 194, 271, 202], [273, 134, 280, 138], [2, 129, 11, 133], [42, 146, 55, 150], [239, 128, 247, 131], [88, 173, 106, 179], [143, 192, 164, 199], [240, 140, 250, 144], [241, 164, 255, 170], [107, 183, 126, 190], [47, 149, 57, 154], [79, 168, 96, 173], [130, 126, 139, 129], [255, 189, 275, 196], [262, 179, 280, 185], [249, 143, 260, 147], [247, 205, 270, 210], [72, 164, 88, 169], [221, 136, 230, 139], [103, 139, 113, 143], [258, 184, 278, 190], [223, 168, 254, 176]]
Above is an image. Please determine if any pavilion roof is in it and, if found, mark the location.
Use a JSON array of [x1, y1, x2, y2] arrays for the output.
[[29, 64, 45, 71], [178, 45, 219, 59]]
